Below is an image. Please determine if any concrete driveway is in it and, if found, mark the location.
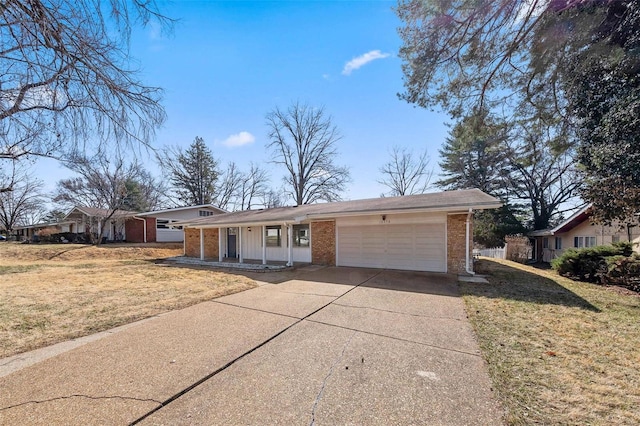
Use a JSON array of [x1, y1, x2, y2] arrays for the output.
[[0, 267, 503, 425]]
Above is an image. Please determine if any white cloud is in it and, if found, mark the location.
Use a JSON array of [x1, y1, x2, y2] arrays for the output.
[[221, 131, 255, 148], [342, 50, 390, 75]]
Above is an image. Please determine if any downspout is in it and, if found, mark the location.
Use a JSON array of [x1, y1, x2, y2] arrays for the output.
[[133, 216, 147, 243], [465, 208, 475, 275]]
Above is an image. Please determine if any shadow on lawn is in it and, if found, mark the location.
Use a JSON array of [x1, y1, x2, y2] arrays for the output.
[[463, 259, 600, 312]]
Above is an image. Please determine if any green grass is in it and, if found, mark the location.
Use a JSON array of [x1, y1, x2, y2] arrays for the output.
[[461, 259, 640, 425]]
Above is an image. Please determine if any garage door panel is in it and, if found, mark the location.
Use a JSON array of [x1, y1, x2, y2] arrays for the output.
[[337, 223, 446, 272]]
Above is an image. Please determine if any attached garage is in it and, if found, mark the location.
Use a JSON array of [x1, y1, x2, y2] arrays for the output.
[[177, 189, 502, 275], [336, 214, 447, 272]]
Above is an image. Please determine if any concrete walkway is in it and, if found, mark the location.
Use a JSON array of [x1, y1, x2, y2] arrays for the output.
[[0, 267, 503, 425]]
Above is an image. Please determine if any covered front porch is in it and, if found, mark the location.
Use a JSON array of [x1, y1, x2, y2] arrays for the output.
[[184, 222, 311, 267]]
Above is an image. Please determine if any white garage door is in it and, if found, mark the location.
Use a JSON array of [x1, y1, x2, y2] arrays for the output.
[[337, 223, 446, 272]]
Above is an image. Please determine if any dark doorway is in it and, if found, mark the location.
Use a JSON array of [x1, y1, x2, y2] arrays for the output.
[[227, 228, 237, 258]]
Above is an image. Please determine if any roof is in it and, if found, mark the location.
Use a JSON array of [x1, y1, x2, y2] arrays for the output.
[[177, 189, 502, 228], [14, 221, 76, 230], [65, 206, 139, 219], [135, 204, 226, 217], [529, 204, 592, 237]]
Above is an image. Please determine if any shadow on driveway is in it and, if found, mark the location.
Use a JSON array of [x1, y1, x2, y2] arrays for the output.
[[223, 266, 460, 297], [463, 259, 600, 312]]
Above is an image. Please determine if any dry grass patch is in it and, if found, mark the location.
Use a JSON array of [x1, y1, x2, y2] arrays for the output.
[[0, 243, 257, 358], [461, 258, 640, 425]]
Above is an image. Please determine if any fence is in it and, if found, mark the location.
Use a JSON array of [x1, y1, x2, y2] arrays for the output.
[[476, 247, 506, 260]]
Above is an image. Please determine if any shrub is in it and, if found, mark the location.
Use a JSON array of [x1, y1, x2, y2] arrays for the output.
[[606, 254, 640, 292], [551, 243, 634, 283]]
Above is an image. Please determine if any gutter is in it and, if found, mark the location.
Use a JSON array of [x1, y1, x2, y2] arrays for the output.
[[465, 208, 475, 275], [133, 216, 147, 243]]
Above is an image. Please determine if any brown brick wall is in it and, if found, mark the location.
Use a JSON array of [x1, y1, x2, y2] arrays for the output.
[[146, 218, 157, 242], [203, 228, 219, 259], [311, 221, 336, 266], [125, 217, 157, 243], [447, 214, 472, 275], [184, 227, 219, 259], [125, 219, 144, 243], [184, 228, 201, 257]]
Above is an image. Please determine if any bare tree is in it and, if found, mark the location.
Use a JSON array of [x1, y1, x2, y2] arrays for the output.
[[262, 188, 286, 209], [1, 0, 171, 190], [266, 102, 351, 205], [215, 162, 241, 211], [378, 146, 433, 196], [54, 152, 157, 244], [0, 164, 45, 234], [238, 163, 269, 210]]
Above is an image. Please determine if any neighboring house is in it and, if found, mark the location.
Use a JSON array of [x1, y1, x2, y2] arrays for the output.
[[14, 205, 226, 243], [176, 189, 501, 275], [132, 204, 226, 243], [14, 220, 77, 241], [529, 205, 640, 262], [15, 207, 141, 242], [65, 206, 140, 242]]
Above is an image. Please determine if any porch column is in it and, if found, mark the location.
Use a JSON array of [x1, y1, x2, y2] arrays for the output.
[[262, 225, 267, 264], [239, 227, 244, 263], [199, 228, 204, 260], [287, 224, 293, 267], [218, 227, 224, 262]]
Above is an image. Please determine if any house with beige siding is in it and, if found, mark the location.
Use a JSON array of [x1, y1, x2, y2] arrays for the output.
[[175, 189, 501, 275], [530, 205, 640, 262]]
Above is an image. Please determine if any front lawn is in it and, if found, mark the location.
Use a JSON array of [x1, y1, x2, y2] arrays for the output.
[[461, 258, 640, 425], [0, 243, 256, 358]]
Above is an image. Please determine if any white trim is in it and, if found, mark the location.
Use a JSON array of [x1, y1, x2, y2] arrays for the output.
[[445, 216, 448, 273], [287, 224, 293, 266], [218, 228, 224, 262], [465, 208, 475, 275], [262, 225, 267, 265], [239, 227, 243, 263]]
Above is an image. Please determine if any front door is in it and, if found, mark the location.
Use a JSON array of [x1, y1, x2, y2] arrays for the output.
[[227, 228, 237, 258]]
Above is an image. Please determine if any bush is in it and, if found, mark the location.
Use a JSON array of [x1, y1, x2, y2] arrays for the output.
[[552, 242, 639, 291], [606, 254, 640, 292], [551, 242, 635, 283]]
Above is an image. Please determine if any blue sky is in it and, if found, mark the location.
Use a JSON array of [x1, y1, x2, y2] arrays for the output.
[[41, 0, 451, 203]]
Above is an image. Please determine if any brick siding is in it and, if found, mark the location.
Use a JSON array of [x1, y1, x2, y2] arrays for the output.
[[311, 221, 336, 266], [447, 214, 472, 275], [184, 228, 219, 259], [124, 217, 156, 243], [203, 228, 219, 259], [184, 228, 200, 257]]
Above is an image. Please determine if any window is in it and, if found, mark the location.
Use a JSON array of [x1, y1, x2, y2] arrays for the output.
[[612, 235, 620, 243], [293, 224, 310, 247], [574, 236, 597, 248], [555, 237, 562, 250], [156, 219, 182, 230], [266, 226, 281, 247], [199, 210, 214, 217], [543, 237, 549, 249]]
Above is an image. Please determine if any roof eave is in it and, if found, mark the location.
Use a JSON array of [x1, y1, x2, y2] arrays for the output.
[[181, 201, 503, 228]]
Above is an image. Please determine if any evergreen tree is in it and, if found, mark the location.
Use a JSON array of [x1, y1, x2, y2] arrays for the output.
[[160, 137, 219, 206]]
